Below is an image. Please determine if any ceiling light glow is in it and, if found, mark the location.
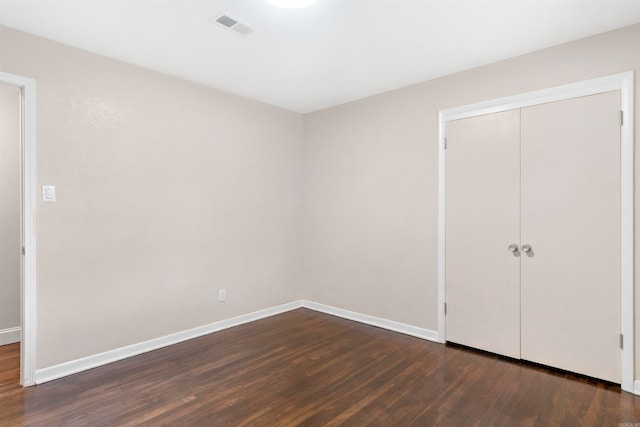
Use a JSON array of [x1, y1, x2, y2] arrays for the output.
[[265, 0, 318, 8]]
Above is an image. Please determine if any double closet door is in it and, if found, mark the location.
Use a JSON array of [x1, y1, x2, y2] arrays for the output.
[[445, 91, 621, 383]]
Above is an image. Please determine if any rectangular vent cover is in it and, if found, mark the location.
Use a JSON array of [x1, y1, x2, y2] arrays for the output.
[[212, 13, 253, 36]]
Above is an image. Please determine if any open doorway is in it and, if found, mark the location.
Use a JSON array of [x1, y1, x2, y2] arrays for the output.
[[0, 72, 36, 387], [0, 82, 21, 391]]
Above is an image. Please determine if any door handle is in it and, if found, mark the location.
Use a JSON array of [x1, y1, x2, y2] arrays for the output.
[[521, 244, 532, 253], [508, 244, 519, 252]]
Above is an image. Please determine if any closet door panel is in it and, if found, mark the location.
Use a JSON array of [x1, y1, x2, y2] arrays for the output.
[[446, 110, 521, 358], [520, 91, 621, 383]]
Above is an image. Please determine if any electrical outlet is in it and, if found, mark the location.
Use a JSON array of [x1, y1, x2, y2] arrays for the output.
[[218, 289, 226, 303]]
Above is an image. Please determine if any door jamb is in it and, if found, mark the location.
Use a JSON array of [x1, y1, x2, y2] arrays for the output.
[[0, 72, 37, 386], [437, 71, 635, 393]]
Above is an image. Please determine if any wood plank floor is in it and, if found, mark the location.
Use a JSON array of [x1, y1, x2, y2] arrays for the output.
[[1, 308, 639, 426], [0, 342, 20, 395]]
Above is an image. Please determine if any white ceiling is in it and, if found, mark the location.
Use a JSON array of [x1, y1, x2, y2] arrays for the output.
[[1, 0, 640, 113]]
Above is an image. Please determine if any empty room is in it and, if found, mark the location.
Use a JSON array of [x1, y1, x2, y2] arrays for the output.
[[1, 0, 640, 425]]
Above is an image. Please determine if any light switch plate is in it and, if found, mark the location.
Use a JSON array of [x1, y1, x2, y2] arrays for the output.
[[42, 185, 56, 203]]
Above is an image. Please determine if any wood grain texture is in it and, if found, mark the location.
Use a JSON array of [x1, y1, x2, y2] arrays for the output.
[[1, 309, 639, 426], [0, 343, 19, 395]]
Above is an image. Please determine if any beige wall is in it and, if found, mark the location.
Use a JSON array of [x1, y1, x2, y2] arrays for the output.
[[2, 22, 639, 378], [302, 24, 640, 371], [0, 26, 303, 369], [0, 82, 21, 339]]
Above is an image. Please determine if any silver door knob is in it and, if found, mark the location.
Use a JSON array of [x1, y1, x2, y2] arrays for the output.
[[508, 244, 519, 252], [521, 244, 532, 253]]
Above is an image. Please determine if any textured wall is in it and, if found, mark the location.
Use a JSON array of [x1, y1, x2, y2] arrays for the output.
[[0, 26, 303, 369], [2, 22, 640, 380], [302, 24, 640, 370]]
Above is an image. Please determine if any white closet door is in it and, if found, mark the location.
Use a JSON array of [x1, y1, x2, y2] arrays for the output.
[[445, 110, 521, 359], [520, 91, 621, 383]]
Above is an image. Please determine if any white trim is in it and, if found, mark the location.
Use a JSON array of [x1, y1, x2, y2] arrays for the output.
[[634, 380, 640, 396], [437, 107, 447, 344], [35, 300, 443, 384], [0, 327, 21, 346], [0, 72, 37, 387], [438, 71, 635, 393], [34, 301, 303, 384], [619, 72, 635, 394], [301, 300, 440, 342], [441, 72, 632, 122]]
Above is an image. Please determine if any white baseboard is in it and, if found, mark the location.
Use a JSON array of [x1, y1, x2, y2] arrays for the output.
[[35, 301, 303, 384], [301, 300, 441, 343], [34, 299, 442, 385], [0, 326, 20, 346], [30, 299, 638, 393]]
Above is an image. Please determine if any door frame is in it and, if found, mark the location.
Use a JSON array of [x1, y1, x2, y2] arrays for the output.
[[438, 71, 635, 393], [0, 72, 37, 386]]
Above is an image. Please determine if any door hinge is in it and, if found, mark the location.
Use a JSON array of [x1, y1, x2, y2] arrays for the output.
[[22, 246, 25, 255], [444, 302, 447, 315], [620, 333, 624, 349], [444, 137, 447, 150], [620, 111, 624, 126]]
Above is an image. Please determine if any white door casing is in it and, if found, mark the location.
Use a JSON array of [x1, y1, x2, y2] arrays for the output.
[[438, 72, 634, 392], [0, 72, 37, 387]]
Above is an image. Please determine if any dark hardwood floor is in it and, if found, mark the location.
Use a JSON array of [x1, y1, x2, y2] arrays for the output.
[[0, 342, 20, 395], [1, 308, 639, 426]]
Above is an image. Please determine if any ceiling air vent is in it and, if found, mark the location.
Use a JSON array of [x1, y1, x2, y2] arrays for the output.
[[212, 13, 253, 36]]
